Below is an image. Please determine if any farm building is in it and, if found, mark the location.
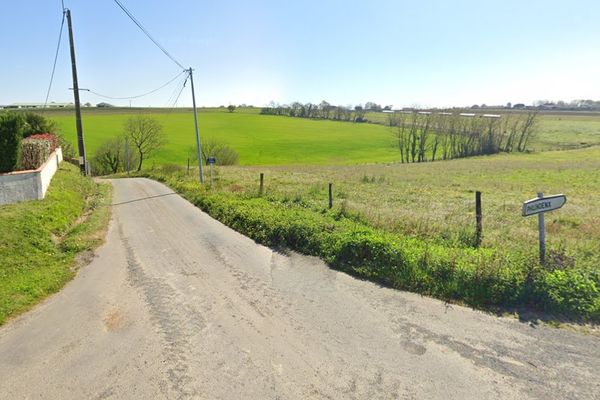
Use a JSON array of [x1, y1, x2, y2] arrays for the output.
[[4, 102, 73, 109]]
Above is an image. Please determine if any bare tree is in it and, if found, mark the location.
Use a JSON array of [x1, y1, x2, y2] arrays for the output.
[[124, 116, 166, 171], [93, 136, 123, 175], [516, 111, 537, 152]]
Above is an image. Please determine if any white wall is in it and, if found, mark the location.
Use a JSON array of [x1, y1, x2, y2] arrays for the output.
[[0, 148, 63, 206]]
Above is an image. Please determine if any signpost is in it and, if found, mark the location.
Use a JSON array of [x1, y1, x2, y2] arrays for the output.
[[207, 157, 216, 184], [522, 193, 567, 264]]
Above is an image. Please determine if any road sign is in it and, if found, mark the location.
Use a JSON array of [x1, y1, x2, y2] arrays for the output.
[[522, 193, 567, 264], [522, 194, 566, 217], [207, 157, 216, 165]]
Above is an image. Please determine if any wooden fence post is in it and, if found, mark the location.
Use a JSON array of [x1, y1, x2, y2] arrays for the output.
[[259, 173, 264, 195], [328, 183, 333, 209], [475, 191, 482, 247]]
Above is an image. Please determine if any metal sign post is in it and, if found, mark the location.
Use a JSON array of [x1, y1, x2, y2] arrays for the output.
[[537, 192, 546, 264], [207, 157, 216, 185], [522, 193, 567, 264]]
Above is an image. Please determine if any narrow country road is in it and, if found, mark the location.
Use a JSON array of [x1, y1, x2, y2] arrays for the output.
[[1, 178, 598, 399]]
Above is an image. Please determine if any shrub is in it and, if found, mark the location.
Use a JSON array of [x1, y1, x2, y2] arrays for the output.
[[21, 138, 52, 170], [201, 138, 240, 165], [22, 112, 58, 137], [27, 133, 58, 151], [537, 269, 600, 316], [0, 112, 24, 173]]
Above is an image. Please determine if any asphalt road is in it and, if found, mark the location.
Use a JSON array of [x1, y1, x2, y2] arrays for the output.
[[1, 178, 599, 399]]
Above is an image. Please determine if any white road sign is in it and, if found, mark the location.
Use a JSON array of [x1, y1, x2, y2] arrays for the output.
[[522, 194, 566, 217]]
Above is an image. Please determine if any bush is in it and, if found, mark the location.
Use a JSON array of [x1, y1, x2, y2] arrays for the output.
[[0, 112, 24, 173], [21, 138, 52, 170], [27, 133, 58, 151], [537, 269, 600, 316], [22, 112, 58, 137], [201, 139, 240, 165]]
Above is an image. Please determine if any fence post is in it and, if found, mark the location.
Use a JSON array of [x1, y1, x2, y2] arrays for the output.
[[259, 173, 264, 195], [187, 157, 190, 175], [475, 191, 482, 247], [328, 183, 333, 209]]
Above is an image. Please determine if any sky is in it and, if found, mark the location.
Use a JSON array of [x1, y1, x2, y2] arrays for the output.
[[1, 0, 599, 108]]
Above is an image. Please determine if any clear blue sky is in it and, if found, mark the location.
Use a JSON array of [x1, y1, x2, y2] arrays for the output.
[[1, 0, 599, 108]]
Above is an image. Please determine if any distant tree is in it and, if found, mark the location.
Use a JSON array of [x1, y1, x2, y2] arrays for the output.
[[365, 102, 382, 112], [97, 102, 114, 108], [124, 116, 166, 171], [84, 102, 92, 107], [319, 100, 332, 119], [227, 105, 236, 113], [354, 105, 366, 122], [506, 102, 512, 109]]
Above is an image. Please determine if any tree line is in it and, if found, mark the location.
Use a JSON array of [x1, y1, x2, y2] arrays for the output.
[[389, 111, 537, 163], [260, 101, 392, 122]]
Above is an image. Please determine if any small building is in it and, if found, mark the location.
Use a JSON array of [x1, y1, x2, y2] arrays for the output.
[[5, 102, 73, 109]]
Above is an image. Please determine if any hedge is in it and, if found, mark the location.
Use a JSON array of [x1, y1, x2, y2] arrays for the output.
[[0, 113, 24, 173], [21, 138, 52, 170]]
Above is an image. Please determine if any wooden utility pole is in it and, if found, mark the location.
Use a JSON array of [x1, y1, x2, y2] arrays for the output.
[[65, 9, 87, 175], [188, 68, 204, 184]]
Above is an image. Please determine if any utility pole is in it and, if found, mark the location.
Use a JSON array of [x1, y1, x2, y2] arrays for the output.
[[188, 68, 204, 184], [65, 8, 87, 175]]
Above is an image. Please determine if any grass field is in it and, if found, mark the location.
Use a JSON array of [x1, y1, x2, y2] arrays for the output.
[[0, 163, 111, 325], [209, 146, 600, 261], [46, 108, 600, 167], [51, 108, 399, 166]]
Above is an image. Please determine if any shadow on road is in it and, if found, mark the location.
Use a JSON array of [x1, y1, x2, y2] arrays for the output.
[[111, 192, 176, 206]]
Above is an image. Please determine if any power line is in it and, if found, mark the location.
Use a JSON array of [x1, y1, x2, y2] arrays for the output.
[[43, 9, 66, 111], [112, 0, 185, 70], [170, 72, 190, 107], [87, 70, 186, 100], [165, 71, 190, 108]]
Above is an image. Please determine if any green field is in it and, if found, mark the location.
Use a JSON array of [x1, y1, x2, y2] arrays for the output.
[[211, 147, 600, 260], [52, 108, 399, 166], [47, 108, 600, 167]]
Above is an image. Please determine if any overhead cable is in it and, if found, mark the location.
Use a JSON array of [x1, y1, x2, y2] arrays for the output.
[[112, 0, 186, 70], [43, 9, 66, 111], [164, 70, 190, 108], [87, 70, 186, 100]]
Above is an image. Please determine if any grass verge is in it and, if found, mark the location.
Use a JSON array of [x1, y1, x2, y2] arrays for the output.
[[0, 163, 112, 325], [137, 167, 599, 322]]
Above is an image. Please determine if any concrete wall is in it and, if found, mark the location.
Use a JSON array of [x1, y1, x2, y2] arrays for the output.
[[0, 148, 63, 206]]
